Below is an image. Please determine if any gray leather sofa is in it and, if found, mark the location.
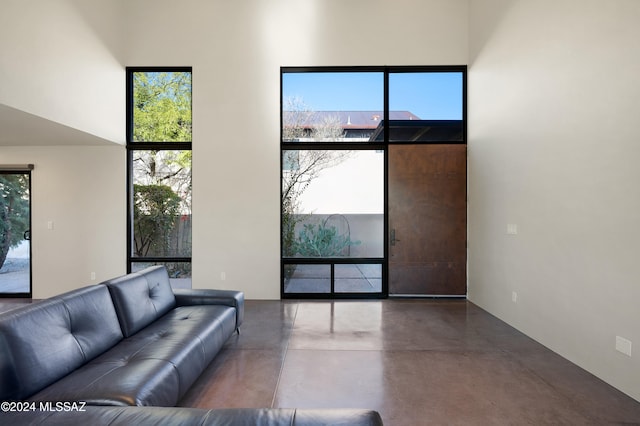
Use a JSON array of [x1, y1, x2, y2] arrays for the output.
[[0, 406, 383, 425], [0, 266, 383, 425]]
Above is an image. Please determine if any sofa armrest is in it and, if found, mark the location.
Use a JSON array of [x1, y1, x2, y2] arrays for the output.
[[173, 289, 244, 329]]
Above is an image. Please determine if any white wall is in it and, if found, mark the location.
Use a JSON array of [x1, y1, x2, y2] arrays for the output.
[[468, 0, 640, 401], [0, 0, 125, 144], [1, 146, 126, 298], [122, 0, 469, 299], [0, 0, 127, 297]]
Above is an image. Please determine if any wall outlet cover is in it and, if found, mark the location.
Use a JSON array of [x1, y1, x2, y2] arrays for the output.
[[616, 336, 632, 357]]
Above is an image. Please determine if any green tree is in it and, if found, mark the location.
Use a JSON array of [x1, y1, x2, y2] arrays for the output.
[[131, 71, 192, 263], [133, 150, 192, 212], [132, 71, 192, 215], [133, 72, 191, 143], [0, 175, 29, 270], [133, 184, 181, 257], [281, 96, 352, 257]]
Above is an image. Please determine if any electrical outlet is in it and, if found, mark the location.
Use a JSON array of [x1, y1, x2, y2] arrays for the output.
[[512, 291, 518, 303], [220, 272, 226, 281], [90, 272, 96, 281], [616, 336, 632, 357], [507, 224, 518, 235]]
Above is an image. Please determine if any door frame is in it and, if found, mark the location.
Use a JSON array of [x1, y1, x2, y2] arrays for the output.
[[0, 164, 33, 298]]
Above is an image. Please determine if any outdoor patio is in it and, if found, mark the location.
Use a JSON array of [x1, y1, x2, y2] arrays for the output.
[[284, 263, 381, 294], [0, 258, 30, 294]]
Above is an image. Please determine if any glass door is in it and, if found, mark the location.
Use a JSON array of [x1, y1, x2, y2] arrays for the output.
[[0, 169, 32, 297]]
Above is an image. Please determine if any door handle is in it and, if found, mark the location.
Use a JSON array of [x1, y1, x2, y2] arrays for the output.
[[390, 229, 400, 246]]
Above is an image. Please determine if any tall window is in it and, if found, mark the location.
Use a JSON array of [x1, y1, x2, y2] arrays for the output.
[[281, 69, 385, 298], [281, 66, 466, 299], [126, 68, 192, 288]]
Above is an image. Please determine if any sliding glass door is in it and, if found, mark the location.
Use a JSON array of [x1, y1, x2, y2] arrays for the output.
[[0, 168, 32, 298]]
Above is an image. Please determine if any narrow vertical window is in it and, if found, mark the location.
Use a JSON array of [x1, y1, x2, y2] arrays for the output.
[[127, 68, 192, 289]]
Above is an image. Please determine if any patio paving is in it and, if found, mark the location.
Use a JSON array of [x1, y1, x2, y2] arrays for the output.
[[284, 264, 381, 294], [0, 258, 30, 294]]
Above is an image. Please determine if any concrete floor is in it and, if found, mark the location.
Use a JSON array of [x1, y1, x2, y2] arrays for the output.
[[178, 299, 640, 425], [2, 297, 639, 424]]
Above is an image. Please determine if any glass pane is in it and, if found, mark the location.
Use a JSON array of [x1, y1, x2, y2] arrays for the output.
[[282, 72, 383, 142], [132, 71, 192, 142], [132, 150, 192, 257], [131, 262, 191, 290], [283, 264, 331, 294], [335, 264, 382, 293], [386, 72, 463, 142], [282, 150, 383, 258], [0, 173, 30, 295]]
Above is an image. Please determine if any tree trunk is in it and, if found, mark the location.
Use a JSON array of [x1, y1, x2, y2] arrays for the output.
[[0, 205, 10, 270]]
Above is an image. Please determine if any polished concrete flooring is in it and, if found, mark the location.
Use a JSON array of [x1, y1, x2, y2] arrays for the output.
[[2, 298, 639, 424], [178, 300, 640, 425]]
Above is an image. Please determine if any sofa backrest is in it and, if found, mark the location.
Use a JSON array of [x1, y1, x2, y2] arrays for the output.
[[0, 285, 123, 400], [105, 265, 176, 337]]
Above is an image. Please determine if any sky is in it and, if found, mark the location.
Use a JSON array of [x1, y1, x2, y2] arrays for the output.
[[282, 70, 464, 215], [282, 71, 463, 120]]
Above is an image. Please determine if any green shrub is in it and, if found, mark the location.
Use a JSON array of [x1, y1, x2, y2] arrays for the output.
[[294, 222, 360, 257]]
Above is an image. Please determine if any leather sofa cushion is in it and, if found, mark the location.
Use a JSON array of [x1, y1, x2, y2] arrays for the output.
[[30, 305, 237, 407], [105, 265, 176, 337], [0, 406, 384, 425], [0, 285, 123, 400]]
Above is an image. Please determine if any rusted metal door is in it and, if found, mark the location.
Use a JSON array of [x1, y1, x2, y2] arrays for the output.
[[388, 144, 466, 295]]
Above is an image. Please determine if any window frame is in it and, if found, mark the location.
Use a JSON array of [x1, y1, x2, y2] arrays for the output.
[[280, 65, 467, 299], [125, 67, 193, 275], [0, 166, 33, 298]]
